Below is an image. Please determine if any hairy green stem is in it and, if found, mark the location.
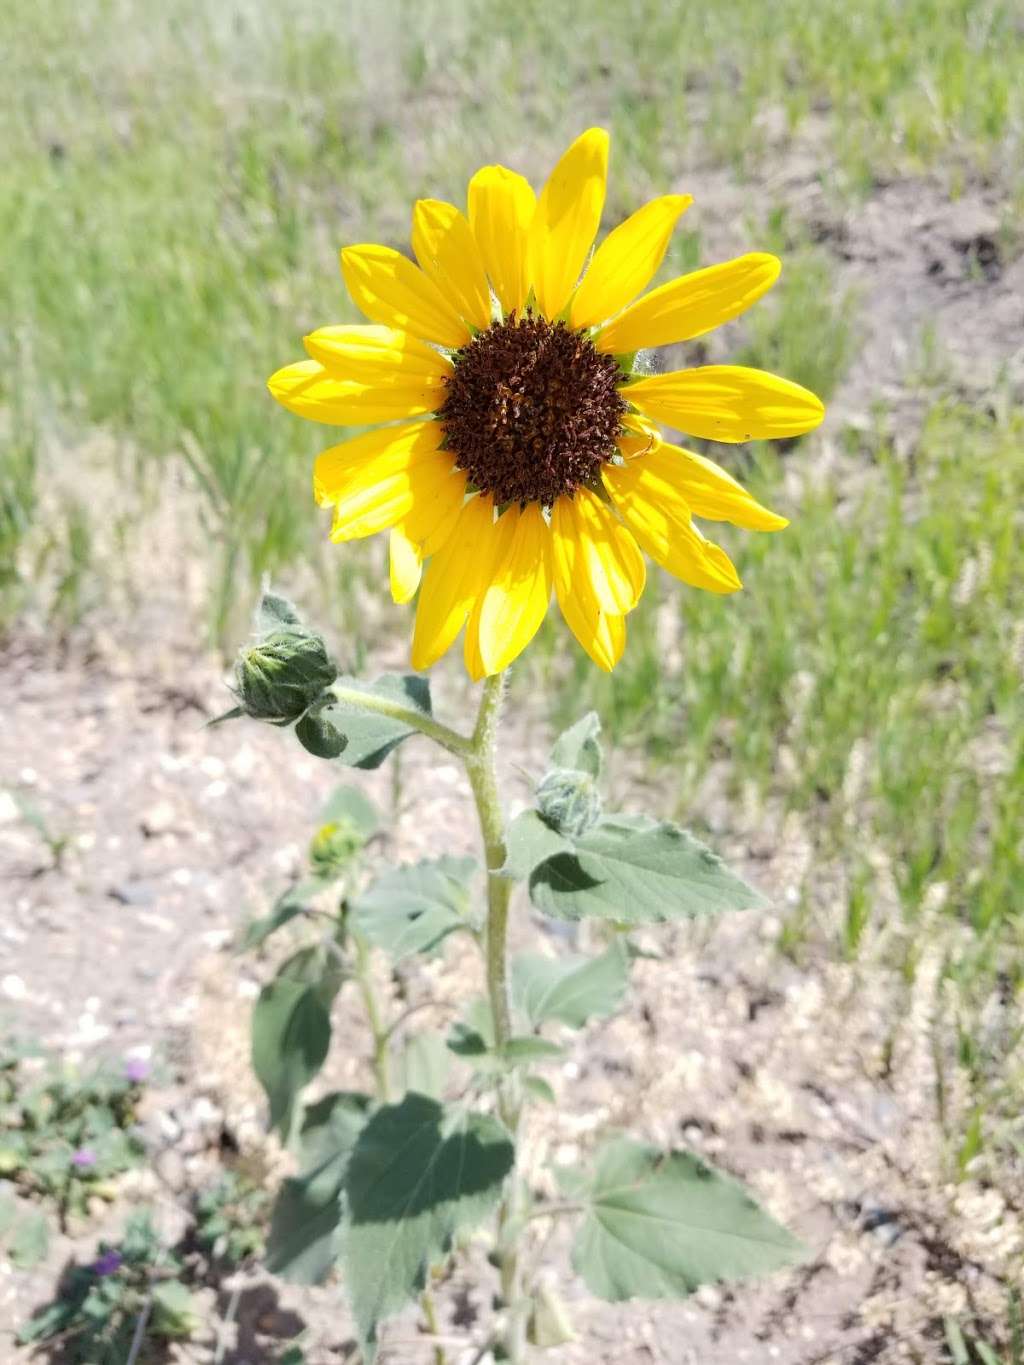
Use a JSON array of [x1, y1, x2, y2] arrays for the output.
[[353, 932, 392, 1104], [341, 670, 526, 1358], [466, 673, 513, 1057], [465, 672, 528, 1363], [420, 1286, 446, 1365], [328, 682, 472, 757]]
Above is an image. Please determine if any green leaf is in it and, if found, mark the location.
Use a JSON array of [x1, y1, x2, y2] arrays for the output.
[[276, 1349, 308, 1365], [528, 816, 766, 924], [319, 784, 380, 838], [341, 1093, 514, 1357], [151, 1280, 199, 1338], [9, 1207, 49, 1268], [350, 856, 477, 960], [502, 810, 571, 881], [18, 1293, 80, 1345], [512, 940, 630, 1028], [567, 1138, 803, 1301], [446, 1021, 490, 1059], [206, 704, 244, 728], [266, 1092, 372, 1284], [549, 712, 602, 779], [295, 710, 347, 759], [151, 1280, 201, 1338], [502, 1037, 564, 1065], [241, 877, 326, 951], [251, 947, 343, 1135], [319, 674, 433, 769], [257, 590, 304, 632], [397, 1033, 450, 1101], [446, 1021, 563, 1071], [522, 1076, 557, 1105]]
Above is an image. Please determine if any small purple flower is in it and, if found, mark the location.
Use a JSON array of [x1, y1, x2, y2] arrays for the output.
[[71, 1147, 97, 1169], [90, 1250, 123, 1277], [124, 1057, 149, 1085]]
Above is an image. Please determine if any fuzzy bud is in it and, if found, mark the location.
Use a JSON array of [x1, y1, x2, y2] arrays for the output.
[[234, 627, 337, 725], [536, 766, 601, 839], [309, 819, 364, 878]]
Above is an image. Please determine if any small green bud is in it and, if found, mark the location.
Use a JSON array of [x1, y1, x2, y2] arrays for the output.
[[527, 1280, 577, 1347], [536, 766, 601, 839], [234, 627, 337, 725], [309, 819, 364, 877], [0, 1148, 22, 1175]]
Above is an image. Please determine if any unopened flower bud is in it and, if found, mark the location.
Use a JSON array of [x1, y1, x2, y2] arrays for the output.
[[536, 766, 601, 839], [528, 1279, 577, 1346], [234, 627, 337, 725], [309, 819, 364, 877]]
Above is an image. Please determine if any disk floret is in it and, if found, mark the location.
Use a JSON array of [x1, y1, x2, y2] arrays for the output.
[[439, 313, 627, 507]]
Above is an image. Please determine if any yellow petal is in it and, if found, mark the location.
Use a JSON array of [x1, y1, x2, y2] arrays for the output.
[[467, 165, 536, 315], [268, 357, 441, 426], [603, 458, 742, 594], [460, 508, 519, 681], [389, 528, 423, 603], [616, 412, 664, 459], [313, 420, 445, 506], [303, 324, 452, 383], [411, 495, 497, 670], [403, 468, 468, 552], [556, 586, 626, 672], [528, 128, 609, 320], [657, 442, 788, 531], [549, 495, 628, 670], [463, 599, 488, 682], [329, 449, 458, 543], [616, 428, 662, 460], [622, 365, 825, 442], [477, 503, 553, 674], [411, 200, 492, 331], [551, 490, 645, 615], [570, 194, 692, 331], [597, 253, 781, 354], [341, 244, 470, 349]]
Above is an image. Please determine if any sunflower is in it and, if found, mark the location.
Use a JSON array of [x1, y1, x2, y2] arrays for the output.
[[268, 128, 824, 679]]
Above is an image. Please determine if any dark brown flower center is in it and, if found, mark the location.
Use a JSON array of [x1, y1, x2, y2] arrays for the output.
[[438, 313, 626, 506]]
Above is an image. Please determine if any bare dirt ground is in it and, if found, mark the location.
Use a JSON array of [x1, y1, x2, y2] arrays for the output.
[[2, 151, 1022, 1362]]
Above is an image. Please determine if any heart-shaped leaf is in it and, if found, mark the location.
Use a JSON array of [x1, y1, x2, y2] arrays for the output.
[[251, 947, 343, 1135], [341, 1093, 514, 1358], [349, 856, 477, 960], [527, 816, 765, 923], [564, 1138, 803, 1301], [512, 940, 630, 1028], [266, 1092, 372, 1284]]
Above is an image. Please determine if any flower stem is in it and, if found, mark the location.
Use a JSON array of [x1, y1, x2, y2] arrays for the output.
[[353, 932, 392, 1103], [328, 682, 472, 757], [420, 1286, 447, 1365], [466, 673, 513, 1059], [465, 671, 528, 1363]]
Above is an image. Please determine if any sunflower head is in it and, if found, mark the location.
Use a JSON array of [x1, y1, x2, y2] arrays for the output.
[[269, 128, 825, 680]]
